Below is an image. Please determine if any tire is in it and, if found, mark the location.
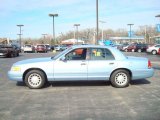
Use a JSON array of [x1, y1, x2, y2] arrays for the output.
[[110, 69, 130, 88], [138, 49, 142, 53], [9, 53, 14, 58], [124, 49, 128, 52], [152, 50, 157, 55], [24, 70, 46, 89]]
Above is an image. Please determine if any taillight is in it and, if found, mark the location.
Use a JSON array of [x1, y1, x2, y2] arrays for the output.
[[148, 60, 152, 69]]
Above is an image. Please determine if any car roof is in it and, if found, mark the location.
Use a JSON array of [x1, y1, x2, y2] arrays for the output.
[[71, 45, 113, 49]]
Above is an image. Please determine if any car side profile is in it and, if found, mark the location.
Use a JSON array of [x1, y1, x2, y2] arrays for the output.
[[125, 43, 148, 52], [8, 45, 154, 89], [146, 44, 160, 55]]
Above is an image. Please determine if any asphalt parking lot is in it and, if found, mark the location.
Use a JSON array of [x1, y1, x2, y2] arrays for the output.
[[0, 52, 160, 120]]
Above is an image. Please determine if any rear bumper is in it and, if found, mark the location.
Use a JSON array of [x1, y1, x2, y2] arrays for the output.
[[132, 68, 154, 80]]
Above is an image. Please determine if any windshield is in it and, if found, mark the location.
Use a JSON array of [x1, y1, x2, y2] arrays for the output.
[[52, 47, 72, 60]]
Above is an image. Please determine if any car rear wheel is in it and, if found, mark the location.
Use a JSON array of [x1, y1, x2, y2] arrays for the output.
[[152, 50, 157, 55], [24, 70, 46, 89], [110, 69, 130, 88]]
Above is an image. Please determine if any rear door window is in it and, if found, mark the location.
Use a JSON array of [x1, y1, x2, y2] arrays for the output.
[[89, 48, 115, 60]]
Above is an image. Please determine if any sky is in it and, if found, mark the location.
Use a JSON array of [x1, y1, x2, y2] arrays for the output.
[[0, 0, 160, 39]]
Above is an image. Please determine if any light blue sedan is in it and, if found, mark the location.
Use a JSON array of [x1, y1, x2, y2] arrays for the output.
[[8, 45, 154, 89]]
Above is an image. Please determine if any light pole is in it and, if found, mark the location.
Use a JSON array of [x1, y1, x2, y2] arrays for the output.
[[127, 24, 134, 43], [74, 24, 80, 44], [42, 34, 47, 40], [99, 20, 106, 42], [49, 13, 58, 45], [17, 24, 24, 47], [155, 14, 160, 44], [96, 0, 99, 45]]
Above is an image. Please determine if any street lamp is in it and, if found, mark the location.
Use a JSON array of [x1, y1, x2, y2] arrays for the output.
[[96, 0, 99, 45], [17, 24, 24, 47], [42, 34, 47, 40], [74, 24, 80, 44], [127, 24, 134, 43], [49, 13, 58, 45], [99, 20, 106, 42]]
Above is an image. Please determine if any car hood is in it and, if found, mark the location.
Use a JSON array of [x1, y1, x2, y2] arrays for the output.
[[14, 57, 52, 66]]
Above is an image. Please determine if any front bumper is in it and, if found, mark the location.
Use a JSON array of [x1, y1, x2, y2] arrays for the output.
[[8, 71, 23, 81], [0, 53, 7, 56]]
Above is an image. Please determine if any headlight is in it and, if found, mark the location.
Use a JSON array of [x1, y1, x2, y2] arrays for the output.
[[11, 66, 21, 71]]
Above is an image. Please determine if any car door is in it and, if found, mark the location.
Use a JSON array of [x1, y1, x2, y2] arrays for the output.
[[87, 48, 116, 80], [53, 48, 88, 81]]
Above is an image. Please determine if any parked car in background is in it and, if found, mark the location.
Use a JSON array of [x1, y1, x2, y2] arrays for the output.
[[61, 44, 68, 51], [146, 44, 160, 55], [117, 43, 129, 51], [45, 44, 51, 52], [8, 45, 154, 89], [23, 44, 35, 53], [158, 48, 160, 55], [0, 44, 19, 57], [125, 43, 148, 52], [36, 44, 47, 53], [54, 45, 62, 51]]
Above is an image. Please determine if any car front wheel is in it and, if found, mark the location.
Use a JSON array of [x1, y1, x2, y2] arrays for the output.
[[152, 50, 157, 55], [24, 70, 46, 89], [110, 69, 130, 88]]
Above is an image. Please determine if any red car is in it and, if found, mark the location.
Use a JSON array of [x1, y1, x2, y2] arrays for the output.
[[125, 43, 148, 52], [158, 48, 160, 55], [36, 45, 47, 53]]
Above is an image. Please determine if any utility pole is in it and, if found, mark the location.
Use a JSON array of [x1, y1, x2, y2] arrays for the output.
[[17, 24, 24, 48], [74, 24, 80, 44], [96, 0, 99, 45], [49, 13, 58, 45]]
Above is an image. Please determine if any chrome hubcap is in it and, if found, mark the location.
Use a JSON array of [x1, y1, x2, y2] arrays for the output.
[[28, 73, 42, 87], [115, 72, 128, 86]]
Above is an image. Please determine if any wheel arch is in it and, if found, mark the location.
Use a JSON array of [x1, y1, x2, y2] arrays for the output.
[[23, 68, 48, 82], [110, 68, 132, 80]]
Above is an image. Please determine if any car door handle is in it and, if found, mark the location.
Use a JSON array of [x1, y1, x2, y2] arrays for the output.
[[109, 63, 114, 65]]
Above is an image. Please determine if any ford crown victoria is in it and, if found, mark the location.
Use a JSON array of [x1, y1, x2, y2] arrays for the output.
[[8, 45, 154, 89]]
